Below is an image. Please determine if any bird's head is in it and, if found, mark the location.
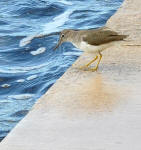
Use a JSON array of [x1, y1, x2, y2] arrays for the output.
[[54, 29, 75, 50]]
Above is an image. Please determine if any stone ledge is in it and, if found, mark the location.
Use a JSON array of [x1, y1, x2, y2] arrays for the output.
[[1, 0, 141, 149]]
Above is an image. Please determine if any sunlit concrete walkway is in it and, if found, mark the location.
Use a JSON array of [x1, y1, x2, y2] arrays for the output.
[[1, 0, 141, 149]]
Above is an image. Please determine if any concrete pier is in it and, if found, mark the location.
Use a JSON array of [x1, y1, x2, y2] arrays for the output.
[[1, 0, 141, 149]]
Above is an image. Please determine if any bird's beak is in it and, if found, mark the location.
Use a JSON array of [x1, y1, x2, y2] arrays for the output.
[[53, 36, 62, 51]]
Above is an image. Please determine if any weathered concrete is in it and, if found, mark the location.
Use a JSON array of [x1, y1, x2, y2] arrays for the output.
[[1, 0, 141, 149]]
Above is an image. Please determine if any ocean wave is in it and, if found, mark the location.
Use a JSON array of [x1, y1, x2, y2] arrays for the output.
[[59, 0, 73, 5], [13, 3, 64, 18], [0, 64, 47, 73], [19, 9, 73, 47], [44, 9, 73, 32]]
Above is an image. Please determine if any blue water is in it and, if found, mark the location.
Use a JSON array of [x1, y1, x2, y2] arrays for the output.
[[0, 0, 123, 141]]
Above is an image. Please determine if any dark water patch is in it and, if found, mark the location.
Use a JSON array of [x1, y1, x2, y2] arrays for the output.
[[13, 4, 65, 19], [0, 119, 18, 124], [0, 86, 14, 95], [11, 110, 29, 118], [0, 36, 25, 49], [0, 76, 17, 84], [22, 83, 44, 94], [0, 138, 3, 142], [70, 9, 100, 19], [0, 21, 8, 25], [39, 80, 56, 96], [20, 77, 46, 94], [0, 130, 10, 141]]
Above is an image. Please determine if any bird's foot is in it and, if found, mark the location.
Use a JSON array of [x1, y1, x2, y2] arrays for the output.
[[72, 63, 76, 67], [79, 65, 89, 70], [79, 66, 98, 72], [87, 67, 98, 72]]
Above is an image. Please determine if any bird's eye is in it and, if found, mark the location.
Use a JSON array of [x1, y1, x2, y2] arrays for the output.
[[61, 34, 65, 38]]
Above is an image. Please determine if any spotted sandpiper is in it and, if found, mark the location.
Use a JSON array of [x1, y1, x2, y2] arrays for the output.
[[53, 27, 127, 71]]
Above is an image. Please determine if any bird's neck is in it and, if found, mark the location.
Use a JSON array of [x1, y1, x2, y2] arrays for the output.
[[68, 31, 82, 48]]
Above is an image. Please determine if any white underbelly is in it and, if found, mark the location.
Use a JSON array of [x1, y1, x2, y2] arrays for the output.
[[76, 41, 114, 53]]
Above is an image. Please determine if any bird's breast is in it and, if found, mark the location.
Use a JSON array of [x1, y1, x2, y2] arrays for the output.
[[79, 41, 99, 53]]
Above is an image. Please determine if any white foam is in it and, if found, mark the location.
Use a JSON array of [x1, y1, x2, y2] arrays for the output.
[[30, 47, 46, 55], [43, 9, 73, 33], [0, 99, 12, 103], [0, 64, 47, 73], [1, 84, 10, 88], [16, 79, 25, 83], [19, 35, 35, 47], [19, 34, 46, 47], [63, 51, 82, 56], [27, 75, 38, 81], [8, 94, 34, 100], [59, 0, 73, 5]]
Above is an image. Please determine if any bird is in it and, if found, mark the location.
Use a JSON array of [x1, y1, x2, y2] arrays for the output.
[[54, 27, 128, 71]]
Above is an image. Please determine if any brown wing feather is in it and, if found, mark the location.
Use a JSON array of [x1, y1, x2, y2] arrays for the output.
[[83, 29, 127, 46]]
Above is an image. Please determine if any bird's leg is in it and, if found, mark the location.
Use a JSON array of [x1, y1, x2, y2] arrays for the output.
[[88, 52, 102, 71], [80, 55, 98, 69], [86, 55, 98, 67]]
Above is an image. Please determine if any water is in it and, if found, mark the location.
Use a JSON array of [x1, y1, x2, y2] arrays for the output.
[[0, 0, 123, 141]]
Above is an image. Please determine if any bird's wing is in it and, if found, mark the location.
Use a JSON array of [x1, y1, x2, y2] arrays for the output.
[[83, 29, 127, 46]]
